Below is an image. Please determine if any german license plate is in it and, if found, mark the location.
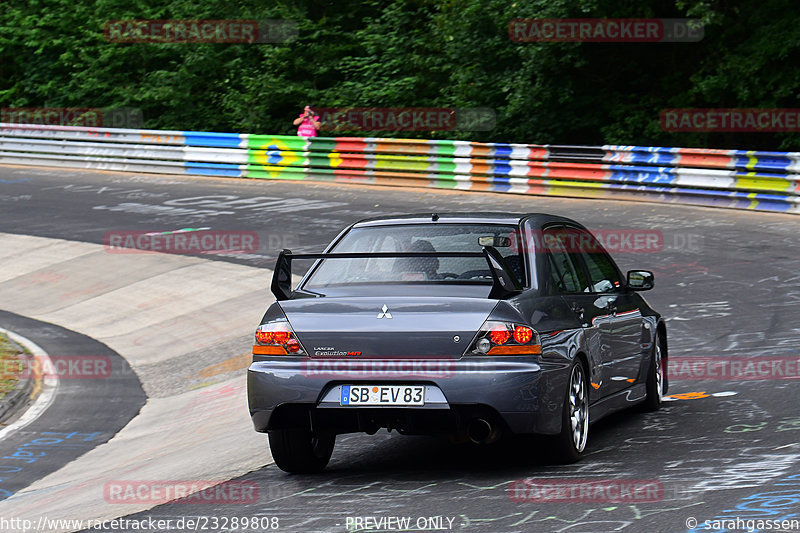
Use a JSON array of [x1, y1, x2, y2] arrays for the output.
[[340, 385, 424, 406]]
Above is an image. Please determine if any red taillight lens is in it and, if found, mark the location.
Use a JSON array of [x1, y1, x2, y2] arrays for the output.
[[513, 326, 533, 344], [285, 338, 301, 353], [490, 326, 510, 345], [271, 330, 291, 344], [255, 330, 273, 344]]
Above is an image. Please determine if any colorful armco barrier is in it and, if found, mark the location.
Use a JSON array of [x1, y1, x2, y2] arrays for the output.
[[1, 123, 798, 214]]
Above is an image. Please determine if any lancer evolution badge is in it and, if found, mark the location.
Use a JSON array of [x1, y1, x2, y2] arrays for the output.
[[376, 304, 392, 319]]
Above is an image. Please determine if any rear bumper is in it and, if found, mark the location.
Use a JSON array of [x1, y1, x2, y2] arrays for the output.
[[247, 357, 568, 436]]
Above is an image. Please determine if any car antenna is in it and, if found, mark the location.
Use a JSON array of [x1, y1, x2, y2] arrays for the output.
[[431, 213, 439, 221]]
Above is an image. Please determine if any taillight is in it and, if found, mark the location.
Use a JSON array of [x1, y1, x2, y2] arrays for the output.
[[490, 325, 510, 345], [467, 320, 541, 356], [285, 338, 301, 353], [271, 330, 291, 344], [513, 325, 533, 344], [253, 320, 306, 356], [255, 329, 273, 344]]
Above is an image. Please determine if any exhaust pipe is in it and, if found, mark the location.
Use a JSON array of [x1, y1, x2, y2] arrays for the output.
[[467, 418, 499, 444]]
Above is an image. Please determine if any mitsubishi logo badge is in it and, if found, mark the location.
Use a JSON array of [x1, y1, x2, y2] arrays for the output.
[[376, 304, 392, 319]]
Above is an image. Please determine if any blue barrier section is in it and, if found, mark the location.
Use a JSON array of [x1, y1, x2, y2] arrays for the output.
[[181, 131, 243, 148], [184, 161, 243, 177]]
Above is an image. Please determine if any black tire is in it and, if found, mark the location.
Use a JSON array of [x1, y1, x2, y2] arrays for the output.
[[268, 429, 335, 474], [551, 359, 589, 464], [641, 333, 665, 412]]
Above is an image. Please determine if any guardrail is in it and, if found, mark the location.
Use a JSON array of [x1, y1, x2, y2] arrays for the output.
[[1, 123, 798, 214]]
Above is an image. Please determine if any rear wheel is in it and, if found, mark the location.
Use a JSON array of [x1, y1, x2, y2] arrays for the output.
[[642, 334, 665, 412], [552, 360, 589, 463], [268, 429, 335, 473]]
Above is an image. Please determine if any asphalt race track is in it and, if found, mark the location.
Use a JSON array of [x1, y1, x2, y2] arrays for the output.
[[0, 311, 145, 499], [1, 164, 799, 533]]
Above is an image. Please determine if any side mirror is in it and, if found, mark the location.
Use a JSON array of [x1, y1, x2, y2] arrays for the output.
[[627, 270, 654, 291]]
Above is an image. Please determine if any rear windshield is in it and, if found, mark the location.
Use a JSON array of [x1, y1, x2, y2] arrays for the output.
[[302, 223, 524, 288]]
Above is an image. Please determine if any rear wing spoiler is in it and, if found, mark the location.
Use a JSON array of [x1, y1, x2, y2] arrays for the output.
[[271, 247, 523, 301]]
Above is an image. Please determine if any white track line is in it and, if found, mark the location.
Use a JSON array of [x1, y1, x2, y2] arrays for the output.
[[0, 327, 59, 439]]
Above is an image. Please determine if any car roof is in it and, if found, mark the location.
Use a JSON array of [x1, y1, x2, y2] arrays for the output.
[[352, 212, 584, 228]]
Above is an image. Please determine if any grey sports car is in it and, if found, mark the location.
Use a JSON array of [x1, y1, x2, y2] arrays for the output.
[[248, 213, 667, 473]]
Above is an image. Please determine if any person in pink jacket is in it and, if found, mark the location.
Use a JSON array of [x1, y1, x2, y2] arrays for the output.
[[293, 105, 321, 137]]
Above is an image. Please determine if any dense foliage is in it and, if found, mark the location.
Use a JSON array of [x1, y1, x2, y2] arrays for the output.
[[2, 0, 799, 149]]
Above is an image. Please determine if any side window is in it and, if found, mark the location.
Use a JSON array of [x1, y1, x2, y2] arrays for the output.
[[548, 253, 580, 293], [574, 230, 622, 293], [543, 227, 590, 294]]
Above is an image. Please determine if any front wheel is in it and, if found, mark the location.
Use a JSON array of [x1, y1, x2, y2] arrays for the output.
[[551, 360, 589, 463], [268, 429, 335, 473]]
